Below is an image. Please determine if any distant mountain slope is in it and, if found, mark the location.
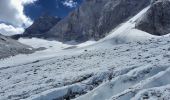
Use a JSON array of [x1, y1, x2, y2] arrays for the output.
[[0, 34, 34, 59], [19, 0, 170, 43], [46, 0, 150, 42], [12, 15, 61, 39]]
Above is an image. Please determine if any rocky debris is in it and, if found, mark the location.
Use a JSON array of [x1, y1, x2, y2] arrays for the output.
[[0, 34, 34, 59], [46, 0, 150, 42], [136, 0, 170, 35]]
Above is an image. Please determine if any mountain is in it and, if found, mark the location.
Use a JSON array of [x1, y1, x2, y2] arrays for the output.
[[45, 0, 150, 42], [2, 0, 170, 100], [19, 0, 170, 42], [12, 15, 61, 39], [0, 34, 34, 59], [136, 0, 170, 35], [1, 9, 170, 99]]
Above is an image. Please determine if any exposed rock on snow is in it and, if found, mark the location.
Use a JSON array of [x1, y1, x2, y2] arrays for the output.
[[0, 34, 34, 59]]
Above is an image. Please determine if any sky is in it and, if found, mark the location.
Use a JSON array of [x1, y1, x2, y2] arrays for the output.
[[25, 0, 83, 19], [0, 0, 82, 36]]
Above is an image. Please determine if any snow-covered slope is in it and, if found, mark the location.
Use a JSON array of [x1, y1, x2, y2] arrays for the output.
[[1, 34, 169, 100], [0, 38, 95, 68], [1, 6, 170, 100], [100, 6, 155, 43], [19, 38, 73, 50], [19, 38, 96, 49]]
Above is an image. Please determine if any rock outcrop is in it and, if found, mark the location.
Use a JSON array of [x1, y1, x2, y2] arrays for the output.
[[0, 34, 34, 59], [12, 15, 61, 39], [46, 0, 150, 42], [136, 0, 170, 35]]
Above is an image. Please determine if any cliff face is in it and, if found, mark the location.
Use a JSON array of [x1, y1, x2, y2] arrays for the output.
[[136, 0, 170, 35], [46, 0, 107, 41], [24, 15, 61, 37], [47, 0, 150, 42]]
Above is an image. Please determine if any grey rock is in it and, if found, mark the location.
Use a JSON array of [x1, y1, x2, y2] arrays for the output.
[[0, 34, 34, 59], [12, 15, 61, 39], [136, 0, 170, 35], [47, 0, 150, 42]]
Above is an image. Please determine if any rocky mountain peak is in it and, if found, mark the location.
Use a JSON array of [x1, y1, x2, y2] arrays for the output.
[[24, 15, 61, 37], [12, 15, 61, 39]]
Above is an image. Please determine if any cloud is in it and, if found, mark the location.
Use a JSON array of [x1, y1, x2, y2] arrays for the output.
[[63, 0, 77, 8], [22, 0, 38, 5], [0, 0, 37, 36], [0, 23, 24, 36]]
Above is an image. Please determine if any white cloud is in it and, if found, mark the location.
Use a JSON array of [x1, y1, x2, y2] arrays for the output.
[[0, 0, 37, 36], [22, 0, 38, 5], [0, 23, 24, 36], [63, 0, 77, 8]]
